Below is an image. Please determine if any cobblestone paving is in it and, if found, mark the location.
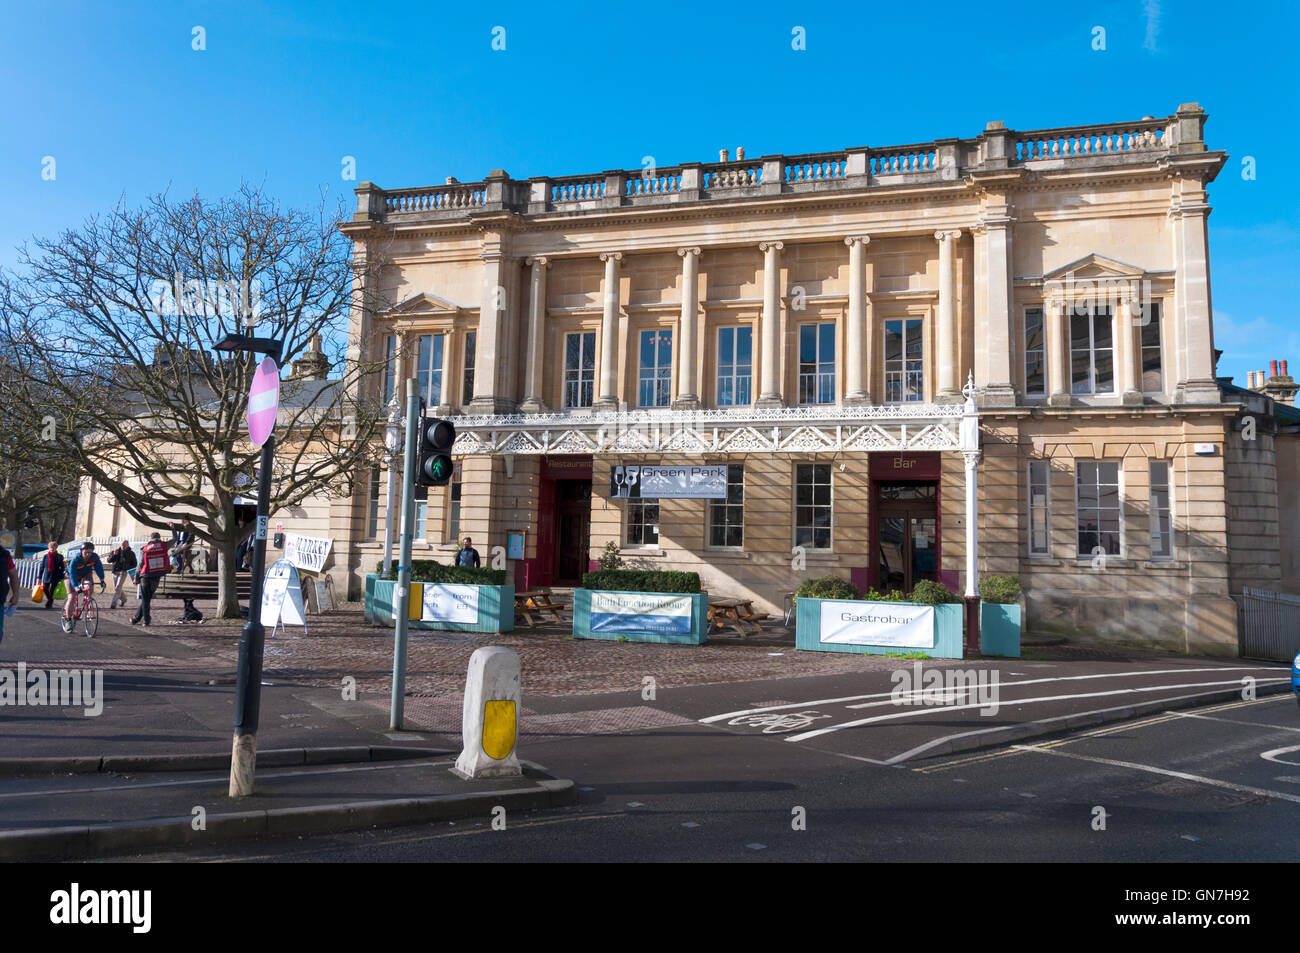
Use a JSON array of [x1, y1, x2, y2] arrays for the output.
[[147, 598, 924, 697]]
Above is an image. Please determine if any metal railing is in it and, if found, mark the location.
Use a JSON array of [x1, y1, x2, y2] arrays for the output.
[[1239, 587, 1300, 662]]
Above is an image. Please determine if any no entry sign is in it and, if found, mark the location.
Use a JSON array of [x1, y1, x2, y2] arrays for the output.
[[248, 357, 280, 447]]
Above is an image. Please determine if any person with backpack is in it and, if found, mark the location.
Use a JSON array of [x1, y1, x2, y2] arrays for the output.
[[0, 543, 19, 646], [106, 539, 137, 609], [38, 541, 66, 610], [132, 532, 170, 627]]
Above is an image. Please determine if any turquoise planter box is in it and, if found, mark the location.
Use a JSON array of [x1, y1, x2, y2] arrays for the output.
[[572, 589, 708, 644], [364, 575, 514, 634], [795, 597, 965, 658], [979, 603, 1021, 657]]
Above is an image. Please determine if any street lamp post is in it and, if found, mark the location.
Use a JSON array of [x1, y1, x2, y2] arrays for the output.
[[381, 397, 403, 577], [215, 332, 284, 798]]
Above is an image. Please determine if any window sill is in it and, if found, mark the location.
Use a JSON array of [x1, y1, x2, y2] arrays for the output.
[[704, 548, 750, 559], [1142, 560, 1186, 570], [1024, 557, 1063, 566], [803, 552, 840, 562], [622, 547, 666, 557], [1073, 556, 1133, 568]]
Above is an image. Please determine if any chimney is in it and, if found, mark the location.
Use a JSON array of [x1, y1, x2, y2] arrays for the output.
[[288, 333, 330, 382], [736, 146, 745, 160], [1247, 371, 1255, 388], [1271, 359, 1279, 378], [1283, 360, 1290, 377], [719, 149, 729, 162]]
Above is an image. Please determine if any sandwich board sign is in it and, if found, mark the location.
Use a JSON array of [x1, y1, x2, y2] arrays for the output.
[[261, 558, 307, 635]]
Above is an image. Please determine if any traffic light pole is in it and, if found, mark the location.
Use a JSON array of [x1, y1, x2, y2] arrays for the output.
[[389, 378, 420, 730]]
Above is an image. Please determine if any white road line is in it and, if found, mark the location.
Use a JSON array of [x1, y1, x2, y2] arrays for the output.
[[1260, 744, 1300, 765], [1012, 743, 1300, 806], [782, 679, 1290, 743], [884, 692, 1252, 765], [1171, 711, 1300, 734], [697, 667, 1282, 724]]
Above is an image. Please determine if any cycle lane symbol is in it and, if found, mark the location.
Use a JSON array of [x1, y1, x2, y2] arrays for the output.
[[727, 711, 832, 734]]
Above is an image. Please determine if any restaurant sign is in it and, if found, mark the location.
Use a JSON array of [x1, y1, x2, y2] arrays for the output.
[[610, 465, 727, 499]]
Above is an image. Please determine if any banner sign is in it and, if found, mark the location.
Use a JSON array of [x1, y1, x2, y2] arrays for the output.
[[421, 584, 480, 624], [590, 591, 692, 634], [610, 465, 727, 499], [819, 600, 934, 648], [261, 558, 307, 629], [283, 533, 333, 573]]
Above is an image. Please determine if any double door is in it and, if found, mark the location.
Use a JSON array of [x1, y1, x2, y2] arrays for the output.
[[875, 482, 938, 593]]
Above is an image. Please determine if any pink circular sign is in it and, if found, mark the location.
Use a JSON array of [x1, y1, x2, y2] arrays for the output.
[[247, 357, 280, 447]]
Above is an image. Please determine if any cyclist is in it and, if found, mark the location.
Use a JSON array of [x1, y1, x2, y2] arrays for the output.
[[64, 542, 105, 625]]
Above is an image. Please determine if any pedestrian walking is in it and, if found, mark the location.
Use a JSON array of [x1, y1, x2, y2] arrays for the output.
[[455, 536, 481, 568], [38, 541, 66, 610], [171, 518, 197, 575], [105, 539, 137, 608], [132, 532, 170, 627], [0, 543, 18, 646]]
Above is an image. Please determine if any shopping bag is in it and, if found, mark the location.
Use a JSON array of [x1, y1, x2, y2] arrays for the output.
[[31, 584, 44, 603], [53, 580, 67, 600]]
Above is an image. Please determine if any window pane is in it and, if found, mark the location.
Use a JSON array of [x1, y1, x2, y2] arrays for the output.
[[819, 322, 835, 361], [885, 321, 902, 363], [640, 330, 655, 366], [1025, 310, 1044, 350], [800, 325, 816, 363], [737, 327, 752, 364]]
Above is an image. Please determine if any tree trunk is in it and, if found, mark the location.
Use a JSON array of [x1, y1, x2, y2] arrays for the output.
[[216, 539, 242, 619]]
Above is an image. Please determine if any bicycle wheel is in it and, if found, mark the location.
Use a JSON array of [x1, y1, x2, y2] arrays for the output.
[[83, 597, 98, 638]]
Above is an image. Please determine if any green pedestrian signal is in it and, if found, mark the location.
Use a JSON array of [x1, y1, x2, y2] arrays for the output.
[[416, 417, 455, 487]]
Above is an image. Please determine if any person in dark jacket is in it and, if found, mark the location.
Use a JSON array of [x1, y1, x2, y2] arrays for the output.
[[106, 539, 137, 609], [455, 536, 481, 568], [132, 532, 169, 627], [38, 541, 66, 610]]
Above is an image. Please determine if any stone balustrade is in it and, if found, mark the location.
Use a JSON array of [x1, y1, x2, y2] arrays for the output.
[[352, 106, 1211, 223]]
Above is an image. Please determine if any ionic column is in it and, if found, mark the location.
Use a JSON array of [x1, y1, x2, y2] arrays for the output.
[[673, 247, 702, 409], [935, 229, 962, 400], [757, 240, 784, 407], [520, 256, 550, 413], [1115, 285, 1141, 404], [595, 252, 623, 410], [844, 236, 870, 405], [1045, 299, 1070, 406]]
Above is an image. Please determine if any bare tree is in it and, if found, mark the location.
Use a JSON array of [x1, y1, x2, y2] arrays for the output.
[[2, 185, 389, 617]]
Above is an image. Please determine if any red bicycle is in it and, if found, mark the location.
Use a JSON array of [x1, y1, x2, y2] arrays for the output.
[[61, 581, 101, 638]]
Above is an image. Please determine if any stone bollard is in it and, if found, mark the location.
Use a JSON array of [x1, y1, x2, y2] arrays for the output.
[[453, 646, 522, 780]]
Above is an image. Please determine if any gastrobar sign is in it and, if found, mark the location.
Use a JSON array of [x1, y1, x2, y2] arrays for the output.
[[610, 465, 727, 499], [819, 600, 934, 648]]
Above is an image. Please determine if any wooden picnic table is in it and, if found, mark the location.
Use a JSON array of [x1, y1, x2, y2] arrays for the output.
[[707, 596, 761, 637], [515, 589, 568, 626]]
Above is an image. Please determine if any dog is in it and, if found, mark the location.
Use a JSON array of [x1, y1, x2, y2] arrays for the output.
[[178, 598, 204, 623]]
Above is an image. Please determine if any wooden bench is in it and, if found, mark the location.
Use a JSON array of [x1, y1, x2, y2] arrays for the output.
[[707, 597, 761, 637], [515, 589, 568, 627]]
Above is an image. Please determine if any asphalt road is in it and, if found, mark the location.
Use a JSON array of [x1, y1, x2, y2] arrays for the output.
[[102, 692, 1300, 863]]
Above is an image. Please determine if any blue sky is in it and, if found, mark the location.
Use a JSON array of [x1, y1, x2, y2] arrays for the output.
[[2, 0, 1295, 385]]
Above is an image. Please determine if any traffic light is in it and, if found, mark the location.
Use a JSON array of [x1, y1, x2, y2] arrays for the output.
[[416, 416, 455, 486]]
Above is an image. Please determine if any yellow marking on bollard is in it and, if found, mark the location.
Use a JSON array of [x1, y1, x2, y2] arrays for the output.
[[482, 700, 517, 760], [408, 583, 423, 621]]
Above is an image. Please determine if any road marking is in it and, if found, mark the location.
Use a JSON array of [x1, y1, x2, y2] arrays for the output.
[[1171, 711, 1300, 734], [876, 687, 1289, 764], [783, 679, 1289, 743], [1012, 743, 1300, 805], [698, 667, 1282, 724], [1260, 744, 1300, 766]]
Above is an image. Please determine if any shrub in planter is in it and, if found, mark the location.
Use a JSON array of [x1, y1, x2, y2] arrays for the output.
[[908, 580, 962, 605], [979, 574, 1022, 604], [863, 587, 905, 602], [598, 541, 625, 570], [795, 575, 862, 601], [373, 559, 506, 586], [581, 569, 701, 593]]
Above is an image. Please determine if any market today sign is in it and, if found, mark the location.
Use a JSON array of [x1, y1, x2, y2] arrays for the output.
[[283, 533, 333, 573]]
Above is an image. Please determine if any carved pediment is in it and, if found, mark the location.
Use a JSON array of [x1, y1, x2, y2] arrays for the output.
[[1043, 253, 1147, 282], [384, 292, 464, 316]]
